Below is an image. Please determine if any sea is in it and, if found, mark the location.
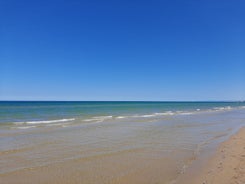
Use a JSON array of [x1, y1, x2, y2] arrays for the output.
[[1, 101, 244, 129], [0, 101, 245, 183]]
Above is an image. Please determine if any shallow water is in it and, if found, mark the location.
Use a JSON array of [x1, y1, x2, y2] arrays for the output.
[[0, 102, 245, 183]]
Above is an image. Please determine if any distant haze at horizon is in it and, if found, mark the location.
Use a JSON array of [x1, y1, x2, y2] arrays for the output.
[[1, 0, 245, 101]]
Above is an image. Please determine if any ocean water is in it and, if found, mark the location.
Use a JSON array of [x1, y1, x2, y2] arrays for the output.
[[0, 101, 245, 183], [0, 101, 244, 129]]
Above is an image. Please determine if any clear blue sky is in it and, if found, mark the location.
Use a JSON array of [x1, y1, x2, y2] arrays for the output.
[[0, 0, 244, 101]]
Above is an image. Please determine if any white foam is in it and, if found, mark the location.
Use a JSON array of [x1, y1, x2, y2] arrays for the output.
[[116, 116, 127, 119], [83, 116, 113, 123], [83, 119, 96, 122], [213, 106, 232, 111], [131, 115, 150, 118], [179, 112, 194, 115], [131, 111, 175, 118], [13, 126, 36, 129], [13, 118, 75, 125], [93, 116, 113, 119], [46, 122, 72, 127], [155, 111, 175, 116], [140, 114, 156, 118]]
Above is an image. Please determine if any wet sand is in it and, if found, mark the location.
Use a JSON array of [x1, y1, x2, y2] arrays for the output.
[[193, 127, 245, 184], [1, 127, 244, 184], [177, 126, 245, 184]]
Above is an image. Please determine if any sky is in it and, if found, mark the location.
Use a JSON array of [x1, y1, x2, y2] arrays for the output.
[[0, 0, 245, 101]]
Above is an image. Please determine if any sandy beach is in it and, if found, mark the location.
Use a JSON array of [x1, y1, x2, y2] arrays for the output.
[[1, 0, 244, 182], [177, 126, 245, 184], [192, 127, 245, 184]]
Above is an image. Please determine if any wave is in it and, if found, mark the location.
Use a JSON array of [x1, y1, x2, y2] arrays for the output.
[[13, 118, 75, 125], [113, 111, 186, 120], [112, 107, 237, 121], [178, 112, 194, 115], [116, 116, 127, 119], [83, 116, 113, 123], [116, 106, 237, 120], [213, 106, 232, 111], [7, 105, 243, 129], [82, 111, 189, 123], [155, 111, 175, 115], [12, 126, 36, 129], [132, 114, 156, 118]]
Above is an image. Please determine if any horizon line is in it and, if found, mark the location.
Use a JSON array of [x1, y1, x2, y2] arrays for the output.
[[0, 100, 244, 102]]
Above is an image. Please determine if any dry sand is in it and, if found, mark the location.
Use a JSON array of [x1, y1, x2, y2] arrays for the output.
[[181, 127, 245, 184]]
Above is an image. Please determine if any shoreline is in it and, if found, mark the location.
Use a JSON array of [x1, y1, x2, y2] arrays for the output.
[[0, 113, 244, 184], [178, 126, 245, 184]]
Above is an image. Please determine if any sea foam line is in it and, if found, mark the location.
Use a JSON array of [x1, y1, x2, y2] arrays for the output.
[[83, 116, 113, 122], [11, 106, 239, 126], [213, 106, 232, 111], [114, 106, 236, 120], [12, 126, 36, 129], [13, 118, 75, 125]]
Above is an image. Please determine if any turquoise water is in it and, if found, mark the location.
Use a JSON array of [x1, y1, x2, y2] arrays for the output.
[[0, 101, 244, 128]]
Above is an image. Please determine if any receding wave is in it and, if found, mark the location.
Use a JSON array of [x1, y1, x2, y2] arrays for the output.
[[13, 118, 75, 125]]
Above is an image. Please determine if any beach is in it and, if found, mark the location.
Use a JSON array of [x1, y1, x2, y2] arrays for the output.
[[182, 127, 245, 184], [1, 126, 244, 184], [0, 102, 245, 183], [2, 0, 244, 182]]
